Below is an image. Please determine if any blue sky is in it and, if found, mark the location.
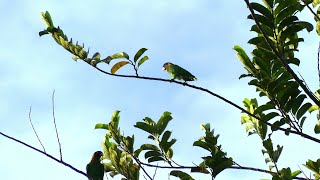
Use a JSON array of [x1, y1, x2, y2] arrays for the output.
[[1, 0, 319, 179]]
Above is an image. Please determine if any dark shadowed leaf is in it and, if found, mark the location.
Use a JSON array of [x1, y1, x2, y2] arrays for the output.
[[170, 170, 195, 180]]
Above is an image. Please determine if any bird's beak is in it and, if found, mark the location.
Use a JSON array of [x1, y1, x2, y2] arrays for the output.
[[162, 67, 166, 71]]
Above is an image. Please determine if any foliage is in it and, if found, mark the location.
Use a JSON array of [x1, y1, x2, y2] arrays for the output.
[[39, 11, 149, 75], [39, 0, 320, 179]]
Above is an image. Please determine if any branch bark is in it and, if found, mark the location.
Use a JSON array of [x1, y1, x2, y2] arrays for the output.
[[0, 131, 89, 178], [90, 64, 320, 144]]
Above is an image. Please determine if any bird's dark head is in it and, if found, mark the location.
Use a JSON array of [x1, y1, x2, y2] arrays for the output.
[[163, 62, 172, 70], [91, 151, 103, 163]]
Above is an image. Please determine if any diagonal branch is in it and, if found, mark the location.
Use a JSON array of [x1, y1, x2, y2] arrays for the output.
[[52, 90, 63, 161], [0, 131, 89, 178], [28, 106, 46, 152], [90, 65, 320, 144], [244, 0, 320, 107]]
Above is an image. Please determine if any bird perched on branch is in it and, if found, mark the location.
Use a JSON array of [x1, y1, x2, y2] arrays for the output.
[[86, 151, 104, 180], [163, 62, 197, 82]]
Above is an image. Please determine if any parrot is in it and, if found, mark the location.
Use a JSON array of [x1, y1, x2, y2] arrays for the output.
[[162, 62, 197, 82], [86, 151, 104, 180]]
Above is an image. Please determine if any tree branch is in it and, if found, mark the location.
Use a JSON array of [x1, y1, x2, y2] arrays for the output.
[[52, 90, 63, 161], [138, 161, 312, 180], [0, 131, 89, 178], [244, 0, 320, 107], [90, 65, 320, 144], [28, 106, 46, 152]]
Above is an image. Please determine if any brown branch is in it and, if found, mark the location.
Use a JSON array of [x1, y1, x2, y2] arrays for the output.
[[28, 106, 46, 152], [91, 64, 320, 143], [0, 131, 89, 178], [244, 0, 320, 107], [52, 90, 63, 161]]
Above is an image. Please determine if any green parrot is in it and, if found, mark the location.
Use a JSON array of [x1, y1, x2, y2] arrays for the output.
[[163, 62, 197, 82], [86, 151, 104, 180]]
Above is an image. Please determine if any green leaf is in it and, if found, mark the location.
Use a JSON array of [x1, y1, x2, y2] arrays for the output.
[[156, 111, 172, 135], [95, 123, 109, 129], [134, 148, 142, 157], [111, 61, 130, 74], [309, 105, 320, 113], [316, 21, 320, 36], [296, 102, 312, 120], [92, 52, 101, 60], [140, 144, 159, 151], [291, 94, 307, 114], [144, 150, 162, 159], [170, 170, 195, 180], [250, 2, 273, 19], [134, 48, 148, 63], [137, 56, 149, 67], [262, 112, 279, 122], [72, 55, 79, 61], [304, 159, 320, 175], [254, 103, 275, 115], [160, 131, 172, 145], [291, 170, 301, 178], [234, 45, 255, 75], [314, 121, 320, 134], [193, 141, 210, 152], [313, 0, 320, 7], [39, 30, 49, 36], [41, 11, 54, 27], [104, 52, 130, 64], [134, 122, 155, 134], [147, 156, 165, 163]]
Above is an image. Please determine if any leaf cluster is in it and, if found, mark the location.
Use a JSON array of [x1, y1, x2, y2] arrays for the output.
[[39, 11, 149, 75]]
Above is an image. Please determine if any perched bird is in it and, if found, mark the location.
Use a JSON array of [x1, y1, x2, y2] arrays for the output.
[[163, 62, 197, 82], [86, 151, 104, 180]]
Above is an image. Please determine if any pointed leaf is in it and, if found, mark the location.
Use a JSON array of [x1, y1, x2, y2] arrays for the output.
[[134, 48, 148, 63], [92, 52, 101, 60], [170, 170, 195, 180], [111, 61, 129, 74], [137, 56, 149, 67], [104, 52, 130, 64], [296, 102, 312, 120], [134, 122, 155, 134], [156, 111, 172, 135]]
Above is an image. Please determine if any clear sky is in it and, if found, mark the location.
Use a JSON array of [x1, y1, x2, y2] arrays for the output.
[[1, 0, 319, 180]]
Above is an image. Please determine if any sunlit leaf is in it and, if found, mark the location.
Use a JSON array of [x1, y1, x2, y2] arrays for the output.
[[111, 61, 130, 74], [137, 56, 149, 67], [95, 123, 109, 129]]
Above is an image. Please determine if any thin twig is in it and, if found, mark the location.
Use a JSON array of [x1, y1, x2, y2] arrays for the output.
[[28, 106, 46, 152], [302, 1, 320, 22], [91, 65, 320, 144], [0, 131, 89, 178], [52, 90, 63, 161], [244, 0, 320, 107], [152, 163, 158, 180], [298, 165, 310, 180]]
